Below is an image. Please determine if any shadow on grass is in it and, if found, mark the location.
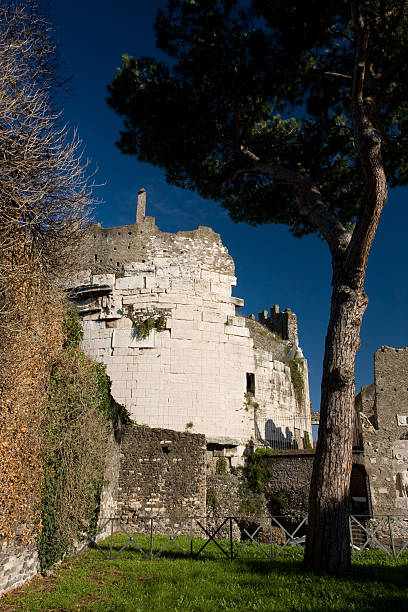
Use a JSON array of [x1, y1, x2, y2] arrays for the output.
[[93, 535, 408, 586]]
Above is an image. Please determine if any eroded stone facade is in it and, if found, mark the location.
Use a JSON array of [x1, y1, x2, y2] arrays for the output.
[[68, 202, 312, 459], [355, 346, 408, 515]]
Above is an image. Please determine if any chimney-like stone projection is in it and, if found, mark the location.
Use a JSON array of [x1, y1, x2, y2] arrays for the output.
[[136, 188, 146, 223]]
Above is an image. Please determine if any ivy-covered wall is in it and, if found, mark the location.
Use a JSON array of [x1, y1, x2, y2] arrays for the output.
[[37, 304, 125, 572]]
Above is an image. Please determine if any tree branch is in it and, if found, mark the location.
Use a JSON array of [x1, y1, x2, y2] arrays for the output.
[[234, 145, 351, 255], [324, 71, 352, 80], [347, 1, 388, 288]]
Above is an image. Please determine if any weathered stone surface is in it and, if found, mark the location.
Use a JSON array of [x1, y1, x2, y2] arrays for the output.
[[115, 425, 206, 530], [68, 216, 312, 451], [0, 538, 38, 597], [355, 346, 408, 515]]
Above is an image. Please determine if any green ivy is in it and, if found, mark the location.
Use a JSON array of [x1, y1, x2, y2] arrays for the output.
[[206, 487, 220, 513], [239, 448, 288, 516], [303, 431, 312, 450], [62, 303, 83, 349], [136, 317, 155, 339], [288, 358, 304, 404], [155, 314, 166, 332], [38, 303, 131, 573], [136, 315, 167, 339]]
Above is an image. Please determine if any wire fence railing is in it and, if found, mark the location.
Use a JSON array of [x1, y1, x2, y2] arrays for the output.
[[81, 516, 307, 561], [80, 514, 408, 561]]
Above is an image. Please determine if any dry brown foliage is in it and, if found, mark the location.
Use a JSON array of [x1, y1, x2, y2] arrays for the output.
[[0, 2, 96, 542], [0, 264, 64, 541], [0, 1, 94, 329]]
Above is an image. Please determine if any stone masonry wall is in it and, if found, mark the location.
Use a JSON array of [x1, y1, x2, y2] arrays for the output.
[[357, 346, 408, 515], [0, 538, 38, 597], [116, 425, 206, 530], [68, 217, 312, 453], [262, 452, 314, 522], [82, 217, 235, 277]]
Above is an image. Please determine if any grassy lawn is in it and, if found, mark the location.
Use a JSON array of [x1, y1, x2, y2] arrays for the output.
[[1, 535, 408, 611]]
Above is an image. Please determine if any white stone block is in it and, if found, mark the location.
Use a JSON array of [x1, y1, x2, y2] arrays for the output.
[[194, 279, 211, 293], [210, 282, 231, 297], [124, 262, 155, 274], [92, 273, 115, 288], [219, 274, 237, 286], [145, 276, 159, 289], [202, 310, 227, 324], [201, 269, 219, 282], [230, 296, 245, 307], [115, 276, 144, 290], [112, 329, 156, 348], [225, 325, 250, 337], [174, 306, 194, 321]]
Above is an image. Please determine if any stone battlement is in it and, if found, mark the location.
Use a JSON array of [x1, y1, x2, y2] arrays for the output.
[[258, 305, 299, 346]]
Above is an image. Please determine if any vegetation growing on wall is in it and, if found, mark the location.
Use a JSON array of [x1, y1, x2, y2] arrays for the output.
[[288, 358, 304, 405], [0, 280, 63, 542], [37, 304, 126, 572], [215, 457, 228, 475], [239, 448, 287, 517], [125, 306, 168, 339]]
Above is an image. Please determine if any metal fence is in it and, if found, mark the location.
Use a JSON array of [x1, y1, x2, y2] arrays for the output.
[[80, 515, 408, 562], [254, 415, 313, 450], [350, 515, 408, 560], [82, 516, 308, 561]]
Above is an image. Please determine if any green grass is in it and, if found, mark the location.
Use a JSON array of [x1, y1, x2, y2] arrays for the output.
[[2, 535, 408, 611]]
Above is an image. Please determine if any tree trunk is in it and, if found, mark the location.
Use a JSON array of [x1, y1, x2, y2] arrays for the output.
[[304, 270, 368, 572]]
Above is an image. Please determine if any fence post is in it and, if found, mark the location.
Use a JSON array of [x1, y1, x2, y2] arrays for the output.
[[270, 517, 273, 558], [109, 518, 114, 560], [388, 515, 396, 559], [349, 516, 354, 555], [190, 518, 193, 557], [149, 518, 154, 560]]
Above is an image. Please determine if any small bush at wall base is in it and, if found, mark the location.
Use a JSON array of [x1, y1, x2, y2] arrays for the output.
[[215, 457, 228, 474], [239, 448, 288, 517]]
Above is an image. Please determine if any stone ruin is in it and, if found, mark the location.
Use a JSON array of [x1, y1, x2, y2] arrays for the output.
[[355, 345, 408, 516], [68, 188, 313, 464]]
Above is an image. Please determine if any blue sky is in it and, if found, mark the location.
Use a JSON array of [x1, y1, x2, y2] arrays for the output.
[[49, 1, 407, 413]]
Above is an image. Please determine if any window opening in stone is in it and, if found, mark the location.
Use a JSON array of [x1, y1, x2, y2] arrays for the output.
[[94, 254, 97, 262], [246, 373, 255, 395], [161, 445, 170, 454], [128, 231, 132, 235], [117, 262, 120, 266]]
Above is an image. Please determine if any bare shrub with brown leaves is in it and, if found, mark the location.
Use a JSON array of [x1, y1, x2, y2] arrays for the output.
[[0, 1, 94, 328], [0, 2, 96, 543]]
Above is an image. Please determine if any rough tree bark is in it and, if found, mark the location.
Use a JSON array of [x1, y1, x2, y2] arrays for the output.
[[304, 1, 388, 571]]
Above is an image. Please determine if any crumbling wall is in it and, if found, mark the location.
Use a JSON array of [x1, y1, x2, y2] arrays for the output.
[[116, 425, 206, 530], [357, 346, 408, 514], [68, 211, 311, 455], [0, 539, 38, 597], [81, 216, 235, 276]]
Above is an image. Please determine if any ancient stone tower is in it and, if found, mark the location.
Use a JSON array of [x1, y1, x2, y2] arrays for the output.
[[68, 190, 312, 461]]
